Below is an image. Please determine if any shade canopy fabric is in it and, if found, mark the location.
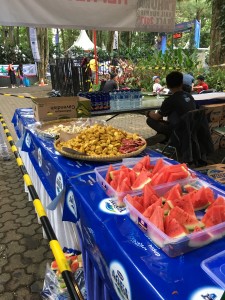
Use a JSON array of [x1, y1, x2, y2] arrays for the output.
[[0, 0, 176, 32], [67, 30, 95, 51]]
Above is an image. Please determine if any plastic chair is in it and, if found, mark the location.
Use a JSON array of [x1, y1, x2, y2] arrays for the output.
[[160, 109, 214, 165]]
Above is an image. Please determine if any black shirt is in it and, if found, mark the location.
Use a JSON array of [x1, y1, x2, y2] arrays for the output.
[[158, 91, 196, 128], [102, 80, 118, 93]]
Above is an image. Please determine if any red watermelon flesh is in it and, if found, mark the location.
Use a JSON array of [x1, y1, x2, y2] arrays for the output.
[[191, 187, 214, 211], [133, 162, 143, 173], [129, 169, 137, 185], [131, 170, 151, 190], [164, 184, 182, 201], [143, 183, 159, 208], [208, 196, 225, 209], [183, 184, 199, 194], [169, 206, 204, 230], [202, 205, 225, 227], [164, 216, 187, 238], [137, 155, 151, 170], [132, 200, 145, 214], [150, 171, 166, 186], [110, 179, 118, 190], [143, 199, 162, 218], [166, 170, 189, 183], [151, 158, 165, 175], [105, 164, 115, 183], [168, 194, 195, 218], [117, 178, 131, 192], [148, 206, 164, 232]]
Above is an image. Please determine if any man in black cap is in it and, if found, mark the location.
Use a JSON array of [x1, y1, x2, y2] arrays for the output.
[[102, 73, 119, 93]]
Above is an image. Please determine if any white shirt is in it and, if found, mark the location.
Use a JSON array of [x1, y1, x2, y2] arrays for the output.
[[153, 83, 163, 93]]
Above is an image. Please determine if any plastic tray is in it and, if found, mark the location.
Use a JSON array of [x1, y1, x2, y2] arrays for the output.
[[201, 250, 225, 289], [124, 179, 225, 257], [94, 156, 174, 206]]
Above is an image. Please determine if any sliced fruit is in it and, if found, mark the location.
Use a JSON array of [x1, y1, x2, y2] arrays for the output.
[[105, 164, 114, 183], [169, 206, 204, 231], [143, 199, 162, 218], [164, 216, 187, 238], [148, 206, 164, 232], [131, 170, 151, 190]]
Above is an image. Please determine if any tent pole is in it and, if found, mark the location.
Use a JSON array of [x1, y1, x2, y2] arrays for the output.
[[93, 30, 98, 85]]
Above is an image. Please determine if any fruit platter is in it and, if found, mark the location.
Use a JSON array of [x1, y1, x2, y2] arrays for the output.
[[95, 155, 195, 206], [124, 179, 225, 257], [54, 123, 146, 161], [35, 118, 88, 139]]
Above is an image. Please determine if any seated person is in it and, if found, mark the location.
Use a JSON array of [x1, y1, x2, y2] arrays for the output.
[[193, 75, 208, 93], [152, 76, 169, 94], [102, 73, 118, 93], [146, 71, 196, 146], [183, 72, 194, 93]]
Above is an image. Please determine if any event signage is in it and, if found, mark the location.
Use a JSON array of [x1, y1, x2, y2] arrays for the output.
[[0, 0, 176, 32], [29, 28, 41, 62]]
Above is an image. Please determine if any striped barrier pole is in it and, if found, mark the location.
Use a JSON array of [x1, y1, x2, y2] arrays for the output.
[[0, 113, 84, 300]]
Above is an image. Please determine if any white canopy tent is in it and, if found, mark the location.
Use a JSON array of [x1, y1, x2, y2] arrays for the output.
[[67, 30, 95, 52], [0, 0, 176, 33]]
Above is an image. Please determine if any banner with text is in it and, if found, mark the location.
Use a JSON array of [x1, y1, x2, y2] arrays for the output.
[[0, 0, 176, 33]]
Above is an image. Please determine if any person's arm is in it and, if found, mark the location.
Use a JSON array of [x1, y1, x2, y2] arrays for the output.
[[147, 110, 163, 120]]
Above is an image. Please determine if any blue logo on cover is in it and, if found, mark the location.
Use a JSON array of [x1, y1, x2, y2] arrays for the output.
[[66, 190, 77, 219]]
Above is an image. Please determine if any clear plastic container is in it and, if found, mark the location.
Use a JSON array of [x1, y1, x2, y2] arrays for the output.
[[94, 157, 174, 206], [201, 250, 225, 289], [124, 179, 225, 257]]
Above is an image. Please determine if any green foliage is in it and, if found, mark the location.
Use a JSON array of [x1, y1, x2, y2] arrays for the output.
[[202, 67, 225, 91], [133, 48, 200, 90]]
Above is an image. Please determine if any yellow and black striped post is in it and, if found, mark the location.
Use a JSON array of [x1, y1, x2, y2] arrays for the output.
[[0, 113, 83, 300]]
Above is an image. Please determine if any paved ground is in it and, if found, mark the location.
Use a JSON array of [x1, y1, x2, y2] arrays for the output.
[[0, 85, 225, 300]]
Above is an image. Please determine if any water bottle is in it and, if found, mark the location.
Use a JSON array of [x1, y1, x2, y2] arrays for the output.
[[109, 92, 116, 110], [0, 126, 10, 161], [130, 89, 135, 108], [124, 90, 130, 109]]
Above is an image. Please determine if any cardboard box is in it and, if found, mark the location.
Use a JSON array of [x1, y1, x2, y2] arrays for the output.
[[202, 103, 225, 122], [32, 96, 91, 122], [195, 164, 225, 184], [210, 133, 221, 150], [208, 121, 220, 133]]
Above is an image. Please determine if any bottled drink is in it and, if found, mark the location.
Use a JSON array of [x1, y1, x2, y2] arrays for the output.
[[109, 92, 116, 110]]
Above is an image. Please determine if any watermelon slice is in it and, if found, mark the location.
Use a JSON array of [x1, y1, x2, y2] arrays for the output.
[[202, 205, 225, 227], [169, 206, 204, 231], [129, 169, 137, 185], [105, 164, 115, 183], [143, 199, 162, 218], [164, 216, 187, 238], [138, 155, 151, 170], [133, 162, 143, 173], [191, 187, 214, 211], [148, 206, 164, 232], [151, 158, 164, 175], [208, 196, 225, 209], [131, 170, 151, 190], [142, 183, 159, 208], [164, 184, 182, 201], [168, 193, 195, 218]]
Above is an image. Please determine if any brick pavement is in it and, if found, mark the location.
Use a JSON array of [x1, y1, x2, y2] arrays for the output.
[[0, 85, 224, 299]]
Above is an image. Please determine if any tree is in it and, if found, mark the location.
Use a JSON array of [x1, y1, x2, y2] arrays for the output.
[[36, 28, 49, 82], [209, 0, 225, 65]]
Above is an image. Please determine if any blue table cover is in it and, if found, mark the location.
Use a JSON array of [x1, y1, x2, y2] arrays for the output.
[[12, 108, 225, 300]]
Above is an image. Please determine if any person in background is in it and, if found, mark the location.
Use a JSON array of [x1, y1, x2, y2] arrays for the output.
[[152, 76, 169, 94], [8, 62, 17, 88], [193, 75, 208, 93], [146, 71, 196, 146], [102, 73, 119, 93], [183, 72, 194, 93], [89, 55, 98, 84], [17, 63, 24, 87]]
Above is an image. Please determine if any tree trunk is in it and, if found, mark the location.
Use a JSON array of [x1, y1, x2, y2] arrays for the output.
[[107, 31, 114, 53], [209, 0, 225, 65], [36, 28, 49, 83]]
